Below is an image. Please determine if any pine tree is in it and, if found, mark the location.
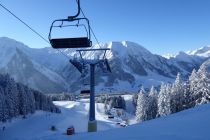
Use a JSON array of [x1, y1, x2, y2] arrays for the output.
[[170, 73, 184, 113], [157, 83, 171, 117], [0, 86, 5, 122], [189, 69, 199, 106], [17, 83, 27, 116], [4, 74, 18, 119], [25, 87, 35, 113], [195, 64, 210, 105], [148, 86, 158, 120], [136, 87, 149, 122], [182, 81, 192, 109]]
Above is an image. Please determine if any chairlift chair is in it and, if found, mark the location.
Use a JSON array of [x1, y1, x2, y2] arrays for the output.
[[80, 84, 90, 96], [80, 75, 90, 96], [49, 18, 92, 48], [48, 0, 92, 49], [80, 89, 90, 95]]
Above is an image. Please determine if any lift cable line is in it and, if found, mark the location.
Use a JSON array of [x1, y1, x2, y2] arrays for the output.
[[76, 0, 102, 48], [0, 2, 70, 59]]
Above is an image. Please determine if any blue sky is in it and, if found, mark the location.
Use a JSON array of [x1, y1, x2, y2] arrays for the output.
[[0, 0, 210, 55]]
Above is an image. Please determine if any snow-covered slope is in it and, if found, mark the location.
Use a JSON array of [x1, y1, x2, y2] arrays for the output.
[[0, 99, 135, 140], [71, 103, 210, 140], [1, 100, 210, 140], [0, 37, 208, 93]]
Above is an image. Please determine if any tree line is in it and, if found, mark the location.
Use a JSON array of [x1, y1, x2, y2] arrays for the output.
[[46, 93, 76, 101], [135, 62, 210, 123], [96, 95, 126, 114], [0, 74, 60, 122]]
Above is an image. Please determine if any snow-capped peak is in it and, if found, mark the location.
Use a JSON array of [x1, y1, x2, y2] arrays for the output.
[[106, 41, 152, 59], [187, 45, 210, 57], [162, 53, 175, 59], [163, 51, 190, 60], [0, 37, 28, 50], [173, 51, 194, 62]]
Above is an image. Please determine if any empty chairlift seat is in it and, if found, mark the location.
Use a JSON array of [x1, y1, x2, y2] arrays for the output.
[[80, 89, 90, 95], [48, 0, 92, 49], [50, 37, 91, 48]]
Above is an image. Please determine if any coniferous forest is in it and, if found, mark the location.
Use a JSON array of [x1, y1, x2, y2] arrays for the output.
[[0, 74, 60, 122], [135, 62, 210, 123]]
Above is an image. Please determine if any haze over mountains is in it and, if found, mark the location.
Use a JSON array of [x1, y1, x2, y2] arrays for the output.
[[0, 37, 209, 94]]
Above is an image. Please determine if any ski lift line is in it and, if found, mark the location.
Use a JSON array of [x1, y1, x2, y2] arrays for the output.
[[0, 3, 49, 44], [0, 2, 70, 59], [69, 0, 81, 20]]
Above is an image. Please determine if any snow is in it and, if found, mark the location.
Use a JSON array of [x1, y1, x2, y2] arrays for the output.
[[122, 95, 136, 115], [0, 99, 134, 140], [164, 45, 210, 59], [0, 37, 68, 92], [95, 72, 174, 94], [187, 45, 210, 57], [32, 61, 67, 87], [70, 103, 210, 140], [0, 37, 20, 68], [162, 53, 175, 59], [1, 98, 210, 140], [174, 51, 195, 63]]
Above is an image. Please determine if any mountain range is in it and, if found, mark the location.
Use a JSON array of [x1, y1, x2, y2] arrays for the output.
[[0, 37, 209, 94]]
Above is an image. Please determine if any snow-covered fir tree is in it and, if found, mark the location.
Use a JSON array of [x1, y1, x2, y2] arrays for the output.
[[136, 87, 149, 122], [194, 63, 210, 105], [0, 86, 6, 122], [189, 69, 199, 106], [25, 86, 35, 114], [170, 73, 184, 113], [182, 80, 192, 109], [157, 84, 171, 117], [147, 86, 158, 120], [17, 83, 28, 116]]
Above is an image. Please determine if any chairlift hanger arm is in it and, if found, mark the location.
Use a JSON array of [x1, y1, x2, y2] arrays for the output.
[[68, 0, 81, 20], [48, 17, 91, 41], [103, 50, 107, 59]]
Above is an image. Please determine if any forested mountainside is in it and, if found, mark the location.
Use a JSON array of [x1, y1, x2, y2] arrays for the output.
[[0, 74, 60, 122]]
